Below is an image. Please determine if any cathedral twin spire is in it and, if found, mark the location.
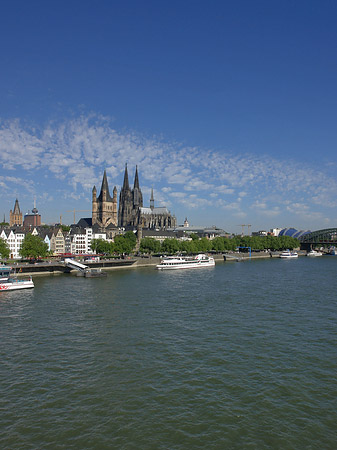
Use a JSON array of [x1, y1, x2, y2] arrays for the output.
[[118, 164, 143, 227], [121, 164, 140, 190]]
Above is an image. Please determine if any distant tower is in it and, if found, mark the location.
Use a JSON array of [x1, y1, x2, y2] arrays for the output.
[[150, 188, 154, 210], [9, 199, 23, 226], [23, 199, 41, 227], [92, 170, 118, 228]]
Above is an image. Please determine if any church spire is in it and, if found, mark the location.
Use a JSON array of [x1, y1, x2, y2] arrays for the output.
[[13, 198, 21, 215], [100, 169, 109, 194], [134, 165, 140, 189], [122, 163, 130, 190], [97, 169, 113, 202]]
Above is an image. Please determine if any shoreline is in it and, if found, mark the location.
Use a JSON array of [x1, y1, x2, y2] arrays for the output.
[[3, 251, 310, 276]]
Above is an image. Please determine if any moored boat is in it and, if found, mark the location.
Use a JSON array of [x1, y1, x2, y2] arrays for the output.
[[307, 249, 323, 257], [279, 250, 298, 259], [0, 265, 34, 291], [156, 254, 215, 270]]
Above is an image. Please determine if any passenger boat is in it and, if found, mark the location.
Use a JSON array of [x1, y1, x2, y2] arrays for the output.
[[0, 265, 34, 291], [156, 254, 215, 270], [307, 249, 323, 257], [279, 250, 298, 259]]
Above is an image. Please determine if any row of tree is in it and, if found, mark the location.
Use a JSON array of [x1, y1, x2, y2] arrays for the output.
[[91, 233, 300, 255], [90, 231, 137, 255], [0, 232, 300, 260], [139, 234, 300, 254]]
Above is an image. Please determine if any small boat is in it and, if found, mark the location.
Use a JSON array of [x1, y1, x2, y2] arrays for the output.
[[279, 250, 298, 259], [307, 250, 323, 257], [156, 254, 215, 270], [328, 247, 337, 256], [0, 265, 34, 291]]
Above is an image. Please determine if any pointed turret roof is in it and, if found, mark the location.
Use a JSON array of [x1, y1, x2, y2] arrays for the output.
[[134, 165, 140, 189], [122, 163, 130, 190], [101, 169, 109, 192], [98, 170, 113, 202], [13, 199, 21, 214]]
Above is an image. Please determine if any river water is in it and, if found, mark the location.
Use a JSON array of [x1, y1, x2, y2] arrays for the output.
[[0, 257, 336, 449]]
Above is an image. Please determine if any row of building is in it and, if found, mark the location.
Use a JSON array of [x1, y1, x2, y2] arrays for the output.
[[0, 220, 228, 259], [0, 226, 98, 259]]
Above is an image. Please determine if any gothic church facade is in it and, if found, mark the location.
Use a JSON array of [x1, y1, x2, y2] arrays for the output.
[[92, 165, 176, 231]]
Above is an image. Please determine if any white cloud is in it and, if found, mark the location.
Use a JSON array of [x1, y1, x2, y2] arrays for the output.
[[1, 114, 337, 230]]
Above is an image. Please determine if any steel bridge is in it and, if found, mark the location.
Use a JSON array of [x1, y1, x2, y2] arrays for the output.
[[299, 228, 337, 249]]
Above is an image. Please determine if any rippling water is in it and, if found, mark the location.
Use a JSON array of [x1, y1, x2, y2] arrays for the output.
[[1, 257, 336, 449]]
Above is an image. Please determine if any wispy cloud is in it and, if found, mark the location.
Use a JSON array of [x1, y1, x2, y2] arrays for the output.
[[1, 114, 337, 229]]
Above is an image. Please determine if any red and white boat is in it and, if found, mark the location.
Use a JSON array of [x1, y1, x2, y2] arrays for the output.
[[0, 265, 34, 291]]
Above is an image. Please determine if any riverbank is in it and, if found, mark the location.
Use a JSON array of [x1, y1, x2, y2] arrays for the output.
[[3, 251, 309, 276]]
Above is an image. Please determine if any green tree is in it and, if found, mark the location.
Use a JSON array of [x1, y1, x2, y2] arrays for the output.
[[161, 238, 180, 254], [19, 234, 49, 259], [190, 233, 199, 241], [91, 238, 112, 254], [113, 231, 137, 254], [0, 237, 10, 259], [140, 238, 161, 254], [178, 239, 198, 254], [210, 237, 225, 252], [195, 237, 212, 252]]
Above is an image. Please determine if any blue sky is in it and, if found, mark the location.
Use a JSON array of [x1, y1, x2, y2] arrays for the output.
[[1, 0, 337, 233]]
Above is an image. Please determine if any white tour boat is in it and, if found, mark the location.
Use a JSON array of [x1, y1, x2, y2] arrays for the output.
[[307, 249, 323, 257], [156, 254, 215, 270], [0, 265, 34, 291], [279, 250, 298, 259]]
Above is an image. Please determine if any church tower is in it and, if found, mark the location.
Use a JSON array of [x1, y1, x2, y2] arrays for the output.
[[92, 170, 118, 228], [9, 199, 23, 226], [133, 165, 143, 209], [118, 164, 144, 228], [118, 164, 133, 227]]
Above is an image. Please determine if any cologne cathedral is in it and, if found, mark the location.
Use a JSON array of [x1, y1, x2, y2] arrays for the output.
[[92, 165, 176, 231]]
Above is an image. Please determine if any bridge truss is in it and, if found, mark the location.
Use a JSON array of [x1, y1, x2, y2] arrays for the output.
[[299, 228, 337, 248]]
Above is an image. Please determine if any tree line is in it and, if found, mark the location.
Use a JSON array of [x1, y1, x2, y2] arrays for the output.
[[0, 232, 300, 260], [92, 233, 300, 256]]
